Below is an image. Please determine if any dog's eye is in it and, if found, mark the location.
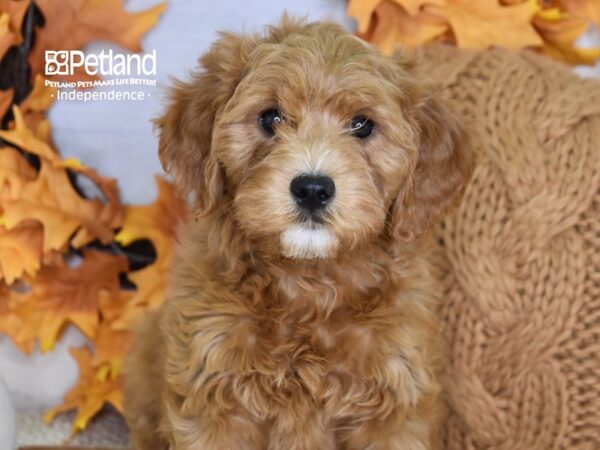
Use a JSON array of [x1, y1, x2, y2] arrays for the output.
[[349, 115, 375, 139], [258, 109, 283, 136]]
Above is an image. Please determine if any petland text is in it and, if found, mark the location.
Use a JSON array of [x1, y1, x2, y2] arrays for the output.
[[45, 49, 157, 77]]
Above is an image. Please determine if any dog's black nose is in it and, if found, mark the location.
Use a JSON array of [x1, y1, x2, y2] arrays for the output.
[[290, 175, 335, 211]]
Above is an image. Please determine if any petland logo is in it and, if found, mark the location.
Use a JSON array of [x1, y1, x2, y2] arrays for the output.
[[45, 49, 157, 76], [44, 49, 158, 102]]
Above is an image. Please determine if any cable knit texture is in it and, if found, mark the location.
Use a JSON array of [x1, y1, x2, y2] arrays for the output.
[[426, 46, 600, 450]]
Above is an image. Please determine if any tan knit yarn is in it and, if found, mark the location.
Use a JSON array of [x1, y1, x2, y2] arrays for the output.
[[426, 47, 600, 450]]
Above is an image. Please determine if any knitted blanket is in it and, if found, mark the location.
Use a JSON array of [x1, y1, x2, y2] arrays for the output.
[[428, 47, 600, 450]]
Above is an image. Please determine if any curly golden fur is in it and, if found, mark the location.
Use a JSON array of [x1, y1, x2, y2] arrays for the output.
[[123, 17, 473, 450]]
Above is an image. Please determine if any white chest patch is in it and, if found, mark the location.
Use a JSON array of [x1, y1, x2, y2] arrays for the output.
[[281, 225, 338, 259]]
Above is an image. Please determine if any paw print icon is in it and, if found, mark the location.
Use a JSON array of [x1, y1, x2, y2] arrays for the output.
[[45, 51, 69, 75]]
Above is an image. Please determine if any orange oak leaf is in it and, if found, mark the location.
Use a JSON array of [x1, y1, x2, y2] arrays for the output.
[[0, 0, 30, 59], [29, 114, 52, 143], [0, 105, 59, 162], [112, 262, 165, 330], [66, 162, 125, 235], [424, 0, 543, 50], [115, 176, 185, 252], [347, 0, 445, 34], [0, 0, 30, 41], [0, 285, 39, 353], [360, 1, 449, 54], [113, 176, 186, 329], [0, 87, 12, 117], [92, 290, 133, 378], [0, 146, 36, 200], [29, 0, 167, 80], [93, 324, 132, 380], [0, 221, 43, 284], [1, 160, 122, 251], [45, 346, 123, 432], [20, 74, 57, 113], [0, 284, 16, 330], [0, 13, 17, 60], [20, 250, 128, 351], [394, 0, 444, 16], [534, 7, 600, 64], [348, 0, 381, 33], [554, 0, 600, 28]]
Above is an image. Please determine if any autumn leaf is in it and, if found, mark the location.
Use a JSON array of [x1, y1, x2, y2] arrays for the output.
[[0, 0, 30, 59], [20, 74, 57, 113], [348, 0, 382, 33], [0, 286, 39, 353], [0, 105, 58, 162], [0, 284, 16, 329], [0, 221, 43, 284], [348, 0, 444, 34], [0, 146, 36, 200], [45, 346, 123, 432], [0, 13, 16, 60], [394, 0, 444, 16], [19, 250, 128, 351], [92, 290, 133, 378], [424, 0, 543, 49], [350, 0, 600, 64], [555, 0, 600, 28], [67, 162, 125, 235], [47, 291, 132, 428], [0, 87, 12, 117], [360, 1, 449, 53], [534, 7, 600, 64], [29, 0, 167, 81], [113, 176, 186, 329], [115, 176, 186, 259], [112, 263, 165, 330], [1, 159, 122, 251], [0, 0, 30, 41]]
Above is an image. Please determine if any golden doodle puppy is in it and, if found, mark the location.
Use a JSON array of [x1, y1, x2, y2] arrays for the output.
[[124, 17, 473, 450]]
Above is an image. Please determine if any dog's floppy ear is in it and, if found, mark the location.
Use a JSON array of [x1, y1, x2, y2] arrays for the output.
[[155, 32, 256, 211], [391, 92, 474, 240]]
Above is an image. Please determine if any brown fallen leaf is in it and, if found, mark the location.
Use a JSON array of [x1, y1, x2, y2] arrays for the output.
[[424, 0, 543, 49], [534, 6, 600, 64], [0, 285, 40, 354], [0, 221, 43, 284], [29, 0, 167, 81], [20, 74, 57, 113], [112, 262, 165, 330], [45, 346, 123, 432], [0, 0, 30, 42], [1, 160, 121, 252], [0, 13, 17, 60], [555, 0, 600, 28], [393, 0, 444, 16], [0, 146, 36, 200], [0, 87, 13, 117], [113, 176, 185, 327], [0, 105, 58, 163], [348, 0, 381, 33], [64, 161, 125, 236], [361, 1, 449, 53], [21, 249, 128, 351], [92, 290, 133, 379], [113, 176, 186, 329], [115, 176, 186, 258]]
